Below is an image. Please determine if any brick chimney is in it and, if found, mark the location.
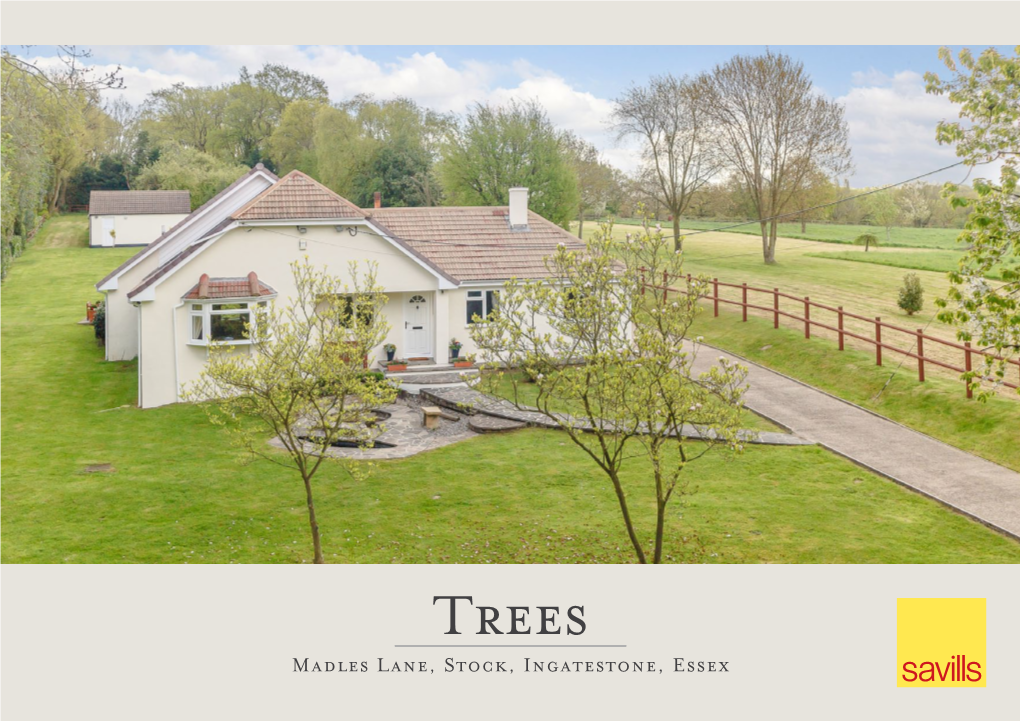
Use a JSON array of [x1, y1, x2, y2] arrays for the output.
[[247, 271, 259, 296], [374, 191, 382, 209], [508, 187, 528, 229], [197, 273, 210, 298]]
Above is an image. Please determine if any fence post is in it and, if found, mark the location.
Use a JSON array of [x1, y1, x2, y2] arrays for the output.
[[713, 278, 719, 317], [663, 270, 669, 303], [964, 341, 973, 399], [875, 317, 882, 366], [742, 283, 748, 322], [804, 297, 810, 339], [773, 288, 779, 329], [916, 329, 925, 382], [837, 307, 844, 350]]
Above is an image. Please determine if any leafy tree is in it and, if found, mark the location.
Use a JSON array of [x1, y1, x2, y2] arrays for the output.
[[440, 99, 579, 227], [266, 98, 322, 176], [853, 233, 879, 252], [563, 133, 614, 238], [701, 51, 852, 263], [143, 83, 227, 153], [184, 260, 397, 564], [788, 166, 836, 232], [613, 73, 721, 250], [897, 273, 924, 316], [470, 218, 748, 563], [864, 192, 901, 243], [65, 155, 130, 207], [896, 181, 955, 228], [926, 45, 1020, 395], [135, 147, 247, 208]]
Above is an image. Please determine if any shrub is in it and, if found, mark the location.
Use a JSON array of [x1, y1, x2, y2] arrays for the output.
[[93, 300, 106, 343], [897, 273, 924, 316]]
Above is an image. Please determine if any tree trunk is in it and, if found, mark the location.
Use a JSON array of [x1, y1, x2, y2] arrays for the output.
[[673, 221, 682, 254], [653, 500, 666, 564], [577, 212, 584, 239], [302, 474, 324, 564], [608, 469, 647, 564], [800, 214, 806, 233]]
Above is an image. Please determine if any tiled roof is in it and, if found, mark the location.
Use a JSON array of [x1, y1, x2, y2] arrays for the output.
[[97, 164, 277, 291], [183, 272, 276, 300], [89, 190, 191, 215], [232, 171, 365, 221], [366, 206, 586, 282]]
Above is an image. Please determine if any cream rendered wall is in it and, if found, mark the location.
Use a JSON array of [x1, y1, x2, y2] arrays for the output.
[[90, 213, 189, 247], [137, 225, 441, 408], [447, 284, 558, 361], [102, 250, 162, 361]]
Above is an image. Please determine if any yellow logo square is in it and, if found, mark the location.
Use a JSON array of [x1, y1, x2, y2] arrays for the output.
[[897, 598, 986, 687]]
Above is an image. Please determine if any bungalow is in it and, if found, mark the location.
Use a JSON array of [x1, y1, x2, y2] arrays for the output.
[[96, 165, 584, 409], [88, 190, 192, 247]]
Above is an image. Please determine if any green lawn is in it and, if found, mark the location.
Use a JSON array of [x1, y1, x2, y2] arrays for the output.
[[33, 212, 90, 248], [608, 217, 963, 250], [3, 218, 1019, 563], [692, 310, 1020, 472], [806, 248, 1019, 281]]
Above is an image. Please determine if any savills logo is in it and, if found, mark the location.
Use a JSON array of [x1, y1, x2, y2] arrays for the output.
[[897, 598, 986, 687]]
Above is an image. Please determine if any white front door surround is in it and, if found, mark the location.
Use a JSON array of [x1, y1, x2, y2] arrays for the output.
[[403, 293, 432, 358]]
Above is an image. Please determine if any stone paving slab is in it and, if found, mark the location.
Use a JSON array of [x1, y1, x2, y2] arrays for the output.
[[420, 387, 813, 447], [689, 342, 1020, 540]]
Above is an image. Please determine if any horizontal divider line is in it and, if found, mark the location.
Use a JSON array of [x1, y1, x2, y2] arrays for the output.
[[394, 644, 627, 648]]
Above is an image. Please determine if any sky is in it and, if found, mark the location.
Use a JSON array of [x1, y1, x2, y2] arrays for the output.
[[16, 44, 1011, 188]]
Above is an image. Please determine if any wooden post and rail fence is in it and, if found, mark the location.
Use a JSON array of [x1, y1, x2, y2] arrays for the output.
[[639, 269, 1020, 399]]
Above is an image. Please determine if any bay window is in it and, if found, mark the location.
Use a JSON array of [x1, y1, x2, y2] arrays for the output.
[[189, 300, 268, 345]]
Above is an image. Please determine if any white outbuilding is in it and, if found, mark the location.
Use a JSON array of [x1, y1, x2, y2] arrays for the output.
[[88, 190, 191, 247]]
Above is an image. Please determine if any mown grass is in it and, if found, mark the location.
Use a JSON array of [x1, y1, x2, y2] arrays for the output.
[[3, 219, 1018, 563], [692, 309, 1020, 472], [607, 217, 964, 250], [33, 212, 90, 248], [806, 248, 1019, 280]]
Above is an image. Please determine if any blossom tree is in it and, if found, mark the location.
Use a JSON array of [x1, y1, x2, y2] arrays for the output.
[[185, 259, 397, 563], [926, 46, 1019, 396], [470, 218, 749, 564]]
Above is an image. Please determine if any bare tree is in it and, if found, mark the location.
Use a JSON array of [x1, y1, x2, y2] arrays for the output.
[[613, 74, 720, 251], [700, 51, 852, 264]]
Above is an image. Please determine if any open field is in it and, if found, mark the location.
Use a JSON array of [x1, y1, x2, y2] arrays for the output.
[[608, 217, 963, 250], [806, 247, 1019, 280], [3, 221, 1018, 563], [575, 221, 1017, 391]]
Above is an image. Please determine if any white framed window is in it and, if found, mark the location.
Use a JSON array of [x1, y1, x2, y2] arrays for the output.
[[466, 289, 499, 325], [189, 299, 268, 345]]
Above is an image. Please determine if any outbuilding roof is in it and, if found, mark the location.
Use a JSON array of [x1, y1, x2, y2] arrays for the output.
[[89, 190, 191, 216]]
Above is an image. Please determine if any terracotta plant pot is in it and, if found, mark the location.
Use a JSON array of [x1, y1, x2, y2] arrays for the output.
[[453, 361, 473, 368], [387, 363, 408, 372]]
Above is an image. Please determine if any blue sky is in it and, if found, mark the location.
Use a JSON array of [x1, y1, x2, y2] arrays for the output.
[[18, 44, 1010, 187]]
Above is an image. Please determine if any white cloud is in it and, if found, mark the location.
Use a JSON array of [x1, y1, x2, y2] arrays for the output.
[[838, 69, 965, 186]]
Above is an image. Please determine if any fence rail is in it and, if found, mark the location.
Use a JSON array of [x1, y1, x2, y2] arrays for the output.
[[640, 270, 1020, 398]]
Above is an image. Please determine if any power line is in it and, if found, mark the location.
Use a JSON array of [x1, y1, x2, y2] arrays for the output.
[[673, 160, 966, 236]]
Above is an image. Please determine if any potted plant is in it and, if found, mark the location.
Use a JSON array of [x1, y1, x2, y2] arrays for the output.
[[386, 358, 408, 372], [384, 343, 397, 362], [454, 353, 475, 369], [449, 338, 463, 360]]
